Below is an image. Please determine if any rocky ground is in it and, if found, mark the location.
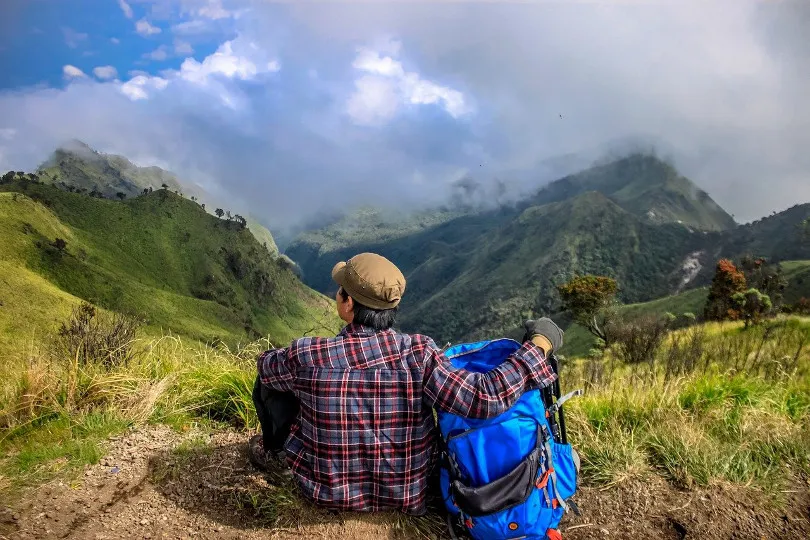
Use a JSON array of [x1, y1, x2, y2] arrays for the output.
[[0, 426, 808, 540]]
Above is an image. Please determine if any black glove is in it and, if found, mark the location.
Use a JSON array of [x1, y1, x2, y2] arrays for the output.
[[522, 318, 564, 353]]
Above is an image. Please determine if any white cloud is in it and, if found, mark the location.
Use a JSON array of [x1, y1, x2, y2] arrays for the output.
[[174, 39, 194, 55], [197, 0, 234, 20], [401, 74, 467, 118], [171, 20, 209, 35], [136, 19, 162, 36], [92, 66, 118, 80], [63, 65, 87, 79], [112, 37, 276, 108], [110, 37, 121, 45], [146, 46, 169, 61], [119, 75, 169, 101], [346, 45, 469, 125], [352, 49, 404, 78], [0, 128, 16, 141], [118, 0, 133, 19], [346, 76, 400, 126], [63, 27, 88, 49], [178, 40, 276, 84]]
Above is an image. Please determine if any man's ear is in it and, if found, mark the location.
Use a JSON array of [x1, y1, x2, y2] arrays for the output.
[[345, 295, 354, 311]]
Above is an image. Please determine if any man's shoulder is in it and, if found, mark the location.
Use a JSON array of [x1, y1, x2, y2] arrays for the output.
[[288, 334, 336, 350], [398, 332, 439, 351]]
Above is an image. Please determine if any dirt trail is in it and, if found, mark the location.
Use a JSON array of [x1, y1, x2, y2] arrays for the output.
[[1, 426, 808, 540]]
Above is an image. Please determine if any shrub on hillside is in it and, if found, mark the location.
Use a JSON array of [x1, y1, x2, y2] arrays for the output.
[[791, 298, 810, 315], [607, 314, 670, 366], [52, 238, 67, 252], [56, 302, 141, 368]]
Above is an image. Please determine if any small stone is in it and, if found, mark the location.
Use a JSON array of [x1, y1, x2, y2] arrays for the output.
[[216, 526, 223, 532], [140, 518, 149, 526]]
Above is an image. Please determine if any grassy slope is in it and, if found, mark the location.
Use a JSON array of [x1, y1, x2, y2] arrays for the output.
[[566, 318, 810, 491], [0, 183, 339, 357], [782, 260, 810, 304], [246, 216, 279, 255]]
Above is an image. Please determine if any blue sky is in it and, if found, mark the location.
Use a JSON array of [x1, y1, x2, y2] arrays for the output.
[[0, 0, 808, 231], [1, 0, 225, 89]]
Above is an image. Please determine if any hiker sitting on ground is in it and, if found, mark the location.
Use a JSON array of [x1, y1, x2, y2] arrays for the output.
[[250, 252, 563, 515]]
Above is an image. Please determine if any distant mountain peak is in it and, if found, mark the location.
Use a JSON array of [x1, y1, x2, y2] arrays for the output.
[[528, 152, 736, 231]]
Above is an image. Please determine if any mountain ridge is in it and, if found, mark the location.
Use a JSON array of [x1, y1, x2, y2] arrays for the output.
[[286, 155, 809, 343], [36, 140, 280, 255]]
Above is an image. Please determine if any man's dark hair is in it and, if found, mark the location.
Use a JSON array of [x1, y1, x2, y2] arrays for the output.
[[339, 287, 398, 331]]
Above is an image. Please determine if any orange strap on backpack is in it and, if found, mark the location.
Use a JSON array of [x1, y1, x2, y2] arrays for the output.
[[546, 528, 562, 540]]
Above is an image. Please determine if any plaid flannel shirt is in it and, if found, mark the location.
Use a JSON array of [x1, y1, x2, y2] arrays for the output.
[[256, 323, 556, 515]]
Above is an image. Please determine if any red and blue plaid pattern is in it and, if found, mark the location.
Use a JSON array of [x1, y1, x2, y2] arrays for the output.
[[257, 323, 556, 515]]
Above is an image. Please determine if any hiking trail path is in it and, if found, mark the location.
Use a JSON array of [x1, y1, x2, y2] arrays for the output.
[[1, 426, 808, 540]]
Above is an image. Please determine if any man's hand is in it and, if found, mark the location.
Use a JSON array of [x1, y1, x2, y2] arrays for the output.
[[522, 318, 564, 354]]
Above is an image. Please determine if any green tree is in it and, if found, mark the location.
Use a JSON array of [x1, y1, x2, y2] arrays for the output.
[[116, 192, 126, 200], [557, 275, 617, 345], [731, 288, 772, 328], [704, 258, 746, 321], [738, 255, 787, 309], [215, 208, 224, 219]]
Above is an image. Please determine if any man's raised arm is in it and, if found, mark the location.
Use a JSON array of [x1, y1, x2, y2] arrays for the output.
[[422, 318, 563, 419]]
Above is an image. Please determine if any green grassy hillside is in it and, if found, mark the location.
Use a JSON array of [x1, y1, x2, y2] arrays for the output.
[[245, 216, 279, 255], [0, 179, 339, 356], [715, 204, 810, 263], [782, 260, 810, 304]]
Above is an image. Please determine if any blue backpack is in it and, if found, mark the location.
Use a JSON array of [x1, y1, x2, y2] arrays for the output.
[[437, 339, 583, 540]]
